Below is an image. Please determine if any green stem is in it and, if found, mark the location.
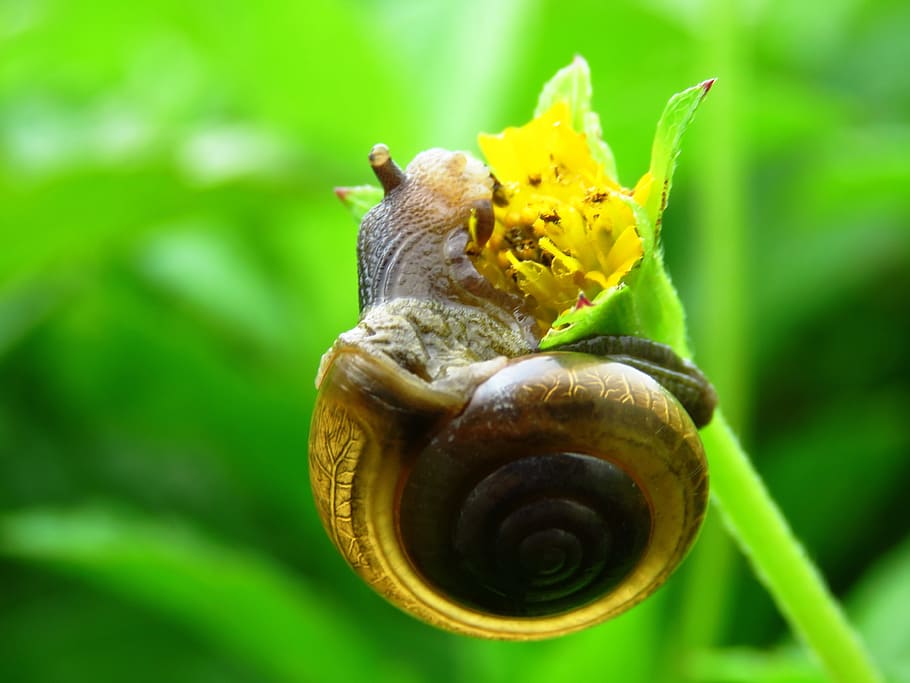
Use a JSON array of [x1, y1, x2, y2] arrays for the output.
[[703, 412, 883, 683]]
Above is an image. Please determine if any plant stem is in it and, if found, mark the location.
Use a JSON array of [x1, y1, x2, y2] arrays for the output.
[[702, 412, 884, 683]]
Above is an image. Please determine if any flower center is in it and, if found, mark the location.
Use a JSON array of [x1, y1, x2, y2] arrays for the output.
[[469, 102, 645, 332]]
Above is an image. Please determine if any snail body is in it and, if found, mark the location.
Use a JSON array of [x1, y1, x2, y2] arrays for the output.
[[309, 146, 714, 639]]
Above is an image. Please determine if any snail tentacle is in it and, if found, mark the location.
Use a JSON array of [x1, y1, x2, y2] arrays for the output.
[[369, 143, 405, 194]]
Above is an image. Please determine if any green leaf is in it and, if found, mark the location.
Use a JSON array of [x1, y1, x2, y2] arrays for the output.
[[534, 56, 619, 181], [0, 507, 411, 683], [335, 184, 383, 222], [644, 78, 715, 231]]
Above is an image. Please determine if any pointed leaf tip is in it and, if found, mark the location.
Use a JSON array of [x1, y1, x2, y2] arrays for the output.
[[334, 184, 384, 223], [642, 79, 713, 232]]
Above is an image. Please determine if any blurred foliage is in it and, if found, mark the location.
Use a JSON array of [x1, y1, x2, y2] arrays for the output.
[[1, 1, 908, 682]]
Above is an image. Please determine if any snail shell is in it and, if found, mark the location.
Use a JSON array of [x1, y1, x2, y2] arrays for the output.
[[309, 146, 713, 639]]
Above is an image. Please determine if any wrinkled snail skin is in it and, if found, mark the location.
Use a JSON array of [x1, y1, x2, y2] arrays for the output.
[[309, 146, 714, 640], [356, 144, 538, 345]]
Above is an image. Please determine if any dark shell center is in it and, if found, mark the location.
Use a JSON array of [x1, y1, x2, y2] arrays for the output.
[[399, 452, 652, 617]]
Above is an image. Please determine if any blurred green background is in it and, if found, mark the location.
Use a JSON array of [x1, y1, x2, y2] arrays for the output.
[[1, 1, 908, 682]]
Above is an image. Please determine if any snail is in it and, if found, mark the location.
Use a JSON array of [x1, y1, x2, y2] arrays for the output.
[[309, 144, 716, 640]]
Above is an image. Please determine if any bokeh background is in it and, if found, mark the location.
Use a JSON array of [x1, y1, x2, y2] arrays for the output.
[[1, 1, 909, 682]]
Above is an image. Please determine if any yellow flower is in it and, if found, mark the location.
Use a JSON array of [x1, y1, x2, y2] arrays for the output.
[[471, 101, 650, 331]]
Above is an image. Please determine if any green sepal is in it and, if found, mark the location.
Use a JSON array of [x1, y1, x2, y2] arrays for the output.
[[534, 56, 619, 182], [541, 285, 635, 350], [335, 184, 383, 222], [540, 187, 690, 355], [617, 195, 690, 355], [644, 78, 715, 232], [540, 255, 689, 355], [539, 78, 712, 356]]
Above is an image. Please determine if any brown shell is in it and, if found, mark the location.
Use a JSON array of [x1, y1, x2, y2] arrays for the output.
[[309, 348, 708, 640], [309, 145, 710, 639]]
